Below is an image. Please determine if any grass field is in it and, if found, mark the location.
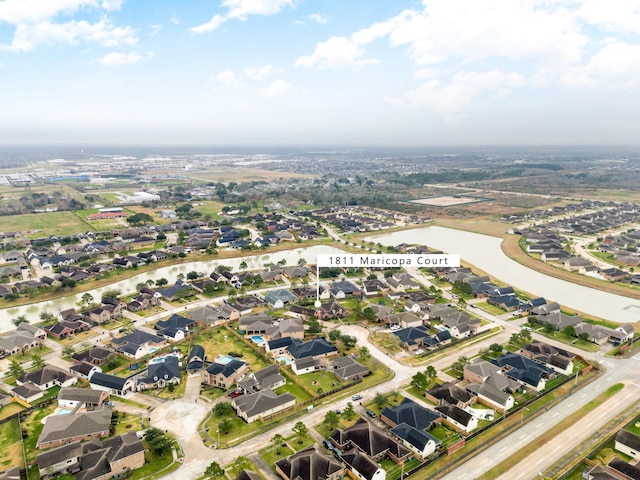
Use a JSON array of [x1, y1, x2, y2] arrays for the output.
[[0, 417, 22, 469], [0, 211, 92, 236]]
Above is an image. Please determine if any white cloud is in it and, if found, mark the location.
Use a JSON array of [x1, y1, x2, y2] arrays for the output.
[[391, 70, 525, 120], [243, 64, 282, 80], [0, 0, 135, 52], [262, 79, 291, 97], [576, 0, 640, 34], [190, 0, 295, 34], [560, 41, 640, 87], [95, 50, 151, 66], [217, 70, 243, 88], [308, 13, 327, 24], [4, 20, 137, 52], [295, 36, 379, 70], [150, 24, 163, 36], [0, 0, 122, 24], [169, 17, 180, 25]]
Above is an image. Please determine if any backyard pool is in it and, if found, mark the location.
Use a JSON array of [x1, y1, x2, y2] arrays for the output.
[[250, 335, 265, 345], [277, 356, 291, 365], [215, 355, 235, 364]]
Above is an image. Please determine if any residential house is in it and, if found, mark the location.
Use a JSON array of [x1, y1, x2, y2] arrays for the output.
[[137, 356, 181, 391], [233, 388, 296, 423], [187, 345, 206, 373], [187, 304, 240, 326], [275, 446, 345, 480], [463, 359, 519, 412], [239, 315, 275, 335], [520, 342, 575, 375], [286, 338, 338, 361], [390, 423, 441, 458], [69, 361, 102, 379], [45, 319, 91, 339], [238, 365, 286, 393], [71, 346, 111, 366], [203, 359, 249, 390], [89, 372, 136, 397], [340, 449, 385, 480], [615, 429, 640, 458], [266, 318, 304, 340], [329, 419, 411, 464], [264, 289, 298, 308], [362, 279, 389, 296], [434, 403, 478, 433], [330, 281, 361, 299], [426, 382, 474, 408], [37, 406, 113, 449], [385, 312, 422, 328], [154, 314, 196, 342], [111, 329, 167, 359], [330, 356, 369, 382], [380, 398, 442, 431], [315, 301, 349, 320], [491, 352, 555, 392], [37, 431, 144, 480], [0, 322, 45, 356], [57, 387, 109, 410], [17, 365, 77, 390]]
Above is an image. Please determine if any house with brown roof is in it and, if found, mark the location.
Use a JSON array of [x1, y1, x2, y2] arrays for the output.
[[329, 419, 411, 465]]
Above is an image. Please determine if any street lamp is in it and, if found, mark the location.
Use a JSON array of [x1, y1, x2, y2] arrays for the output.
[[216, 428, 220, 449]]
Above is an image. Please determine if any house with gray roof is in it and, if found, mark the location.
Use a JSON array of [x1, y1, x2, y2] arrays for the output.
[[380, 398, 442, 431], [187, 304, 240, 326], [111, 329, 166, 359], [239, 314, 275, 335], [137, 356, 181, 391], [187, 345, 205, 373], [37, 406, 113, 449], [286, 338, 337, 361], [89, 372, 136, 396], [238, 364, 285, 393], [57, 387, 109, 410], [615, 429, 640, 458], [435, 403, 478, 433], [520, 342, 575, 375], [340, 449, 385, 480], [264, 289, 297, 308], [17, 365, 77, 391], [275, 446, 345, 480], [491, 352, 555, 392], [329, 418, 411, 464], [266, 318, 304, 340], [0, 322, 45, 356], [37, 431, 144, 480], [330, 356, 369, 382], [233, 388, 296, 423], [204, 359, 249, 390], [390, 423, 441, 457]]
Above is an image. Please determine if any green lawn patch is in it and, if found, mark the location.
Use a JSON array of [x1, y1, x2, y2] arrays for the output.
[[225, 457, 265, 480], [128, 442, 176, 480], [0, 403, 26, 421], [0, 417, 22, 469], [260, 444, 294, 471]]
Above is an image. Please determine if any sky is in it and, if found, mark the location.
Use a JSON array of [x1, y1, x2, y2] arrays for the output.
[[1, 0, 640, 146]]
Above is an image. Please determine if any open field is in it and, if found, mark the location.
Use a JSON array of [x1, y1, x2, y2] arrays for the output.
[[186, 167, 316, 183], [0, 211, 93, 236], [409, 196, 491, 207]]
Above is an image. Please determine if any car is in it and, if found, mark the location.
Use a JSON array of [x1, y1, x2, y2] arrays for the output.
[[228, 352, 244, 358], [230, 390, 244, 398], [351, 394, 363, 401], [390, 325, 401, 331], [469, 304, 477, 308], [365, 410, 377, 418], [415, 349, 425, 355], [334, 409, 342, 414], [322, 439, 332, 450]]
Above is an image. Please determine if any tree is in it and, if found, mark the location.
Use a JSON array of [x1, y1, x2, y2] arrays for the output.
[[39, 311, 54, 323], [563, 325, 576, 337], [411, 372, 428, 390], [489, 343, 503, 354], [80, 292, 94, 308], [451, 356, 469, 377], [218, 417, 232, 435], [7, 359, 24, 379], [239, 261, 247, 270], [307, 318, 322, 335], [12, 315, 28, 327], [155, 278, 168, 287], [509, 333, 522, 346], [373, 391, 387, 409], [127, 212, 153, 226], [204, 461, 225, 479], [271, 433, 285, 455], [62, 345, 75, 357], [323, 410, 340, 430], [520, 328, 533, 343], [342, 402, 356, 420], [214, 402, 232, 416], [358, 346, 371, 362], [187, 271, 200, 281], [292, 421, 308, 444], [144, 428, 172, 456], [362, 307, 376, 322], [425, 365, 437, 381], [578, 332, 591, 342], [31, 354, 46, 370]]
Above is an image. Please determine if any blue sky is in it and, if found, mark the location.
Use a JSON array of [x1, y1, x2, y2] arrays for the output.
[[1, 0, 640, 146]]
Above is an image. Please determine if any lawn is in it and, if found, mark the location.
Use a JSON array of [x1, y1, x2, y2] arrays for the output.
[[626, 418, 640, 437], [274, 381, 314, 402], [225, 457, 265, 480], [381, 457, 423, 480], [535, 329, 601, 352], [0, 211, 91, 237], [0, 417, 22, 469], [112, 411, 143, 436], [0, 402, 26, 421], [295, 370, 344, 396], [286, 433, 316, 452], [176, 326, 271, 371], [475, 301, 506, 316], [260, 444, 294, 471], [22, 403, 56, 463], [143, 373, 187, 400], [128, 442, 176, 480]]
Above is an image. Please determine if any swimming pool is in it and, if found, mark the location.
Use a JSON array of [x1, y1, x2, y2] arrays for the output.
[[250, 335, 265, 345], [56, 408, 72, 415], [277, 355, 291, 365], [215, 355, 235, 364]]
